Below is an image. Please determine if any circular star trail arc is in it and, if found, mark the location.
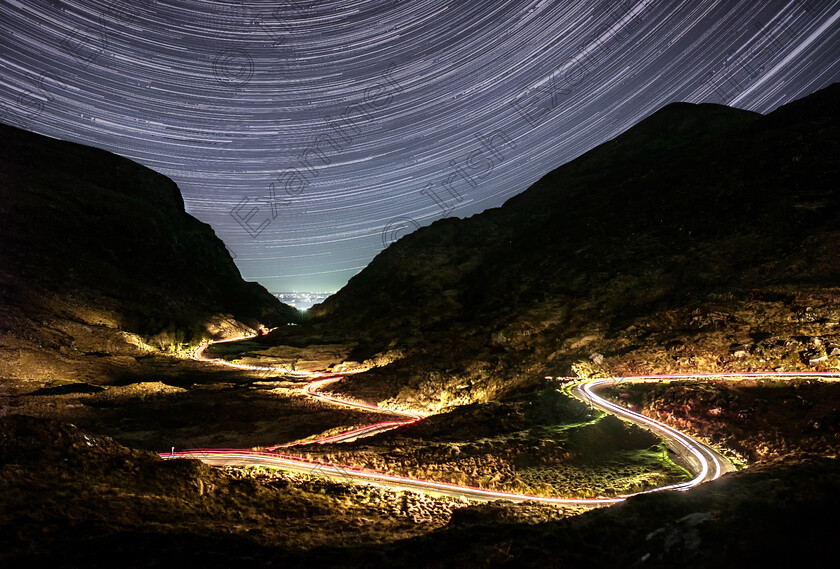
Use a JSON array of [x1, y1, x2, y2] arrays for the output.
[[1, 0, 839, 292]]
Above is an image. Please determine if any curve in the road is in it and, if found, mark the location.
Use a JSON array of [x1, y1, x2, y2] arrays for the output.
[[171, 337, 840, 505]]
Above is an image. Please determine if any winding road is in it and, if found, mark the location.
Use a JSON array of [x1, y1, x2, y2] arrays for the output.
[[164, 337, 840, 506]]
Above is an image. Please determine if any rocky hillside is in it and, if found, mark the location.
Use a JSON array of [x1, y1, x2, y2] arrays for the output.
[[303, 84, 840, 409], [0, 414, 475, 567], [0, 124, 297, 381]]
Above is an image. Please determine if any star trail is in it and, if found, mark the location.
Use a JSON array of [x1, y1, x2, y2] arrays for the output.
[[2, 0, 839, 292]]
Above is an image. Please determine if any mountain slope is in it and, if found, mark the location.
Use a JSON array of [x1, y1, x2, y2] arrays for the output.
[[0, 123, 297, 381], [303, 84, 840, 409]]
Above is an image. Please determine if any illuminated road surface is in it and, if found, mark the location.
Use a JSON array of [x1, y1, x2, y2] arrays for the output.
[[193, 338, 329, 377], [195, 341, 423, 448], [172, 337, 840, 505], [266, 377, 424, 447], [168, 448, 624, 505], [573, 378, 731, 487]]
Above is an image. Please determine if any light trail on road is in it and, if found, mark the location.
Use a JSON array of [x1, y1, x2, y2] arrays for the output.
[[195, 340, 424, 449], [168, 336, 840, 505], [193, 338, 331, 377], [302, 376, 424, 420], [266, 377, 422, 449], [167, 448, 624, 505], [576, 379, 719, 490]]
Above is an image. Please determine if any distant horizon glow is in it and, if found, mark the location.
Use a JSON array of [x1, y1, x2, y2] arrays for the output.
[[1, 0, 838, 291], [274, 291, 333, 310]]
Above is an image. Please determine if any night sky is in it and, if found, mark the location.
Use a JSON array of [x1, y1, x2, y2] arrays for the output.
[[2, 1, 839, 292]]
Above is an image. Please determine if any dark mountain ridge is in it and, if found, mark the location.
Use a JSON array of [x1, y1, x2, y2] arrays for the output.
[[0, 123, 297, 381], [300, 84, 840, 408]]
